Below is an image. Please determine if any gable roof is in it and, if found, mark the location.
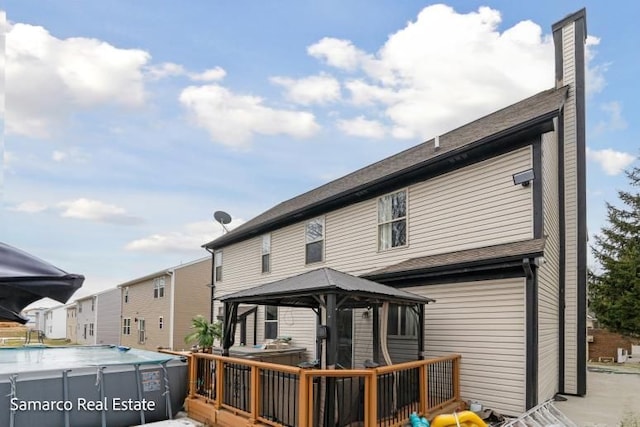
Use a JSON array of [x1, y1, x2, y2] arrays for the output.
[[205, 87, 568, 250], [117, 256, 209, 288], [219, 267, 434, 308]]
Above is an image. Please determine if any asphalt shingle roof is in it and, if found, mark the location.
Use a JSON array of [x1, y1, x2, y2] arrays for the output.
[[206, 86, 567, 249]]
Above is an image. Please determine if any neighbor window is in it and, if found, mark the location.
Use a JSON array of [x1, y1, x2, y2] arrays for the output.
[[123, 318, 131, 335], [124, 287, 129, 303], [153, 277, 165, 298], [261, 234, 271, 273], [387, 305, 418, 337], [138, 318, 146, 344], [159, 316, 164, 329], [378, 190, 407, 250], [305, 217, 324, 264], [78, 303, 82, 313], [91, 297, 95, 311], [264, 306, 278, 340], [89, 323, 94, 337], [214, 251, 223, 282]]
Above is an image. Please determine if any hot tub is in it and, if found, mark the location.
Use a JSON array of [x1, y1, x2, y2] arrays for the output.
[[0, 345, 188, 427]]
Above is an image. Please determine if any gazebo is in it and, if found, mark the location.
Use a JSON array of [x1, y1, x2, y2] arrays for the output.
[[219, 267, 434, 425]]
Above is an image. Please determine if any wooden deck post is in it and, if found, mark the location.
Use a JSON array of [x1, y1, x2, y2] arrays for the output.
[[188, 354, 197, 398], [367, 370, 377, 427], [215, 359, 224, 409], [453, 356, 461, 403], [249, 365, 259, 424], [298, 370, 309, 427], [419, 361, 428, 415]]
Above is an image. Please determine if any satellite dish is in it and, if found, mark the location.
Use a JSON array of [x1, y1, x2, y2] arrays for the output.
[[214, 210, 232, 233]]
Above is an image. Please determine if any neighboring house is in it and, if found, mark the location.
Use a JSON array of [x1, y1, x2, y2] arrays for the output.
[[203, 10, 588, 416], [74, 288, 122, 345], [66, 304, 77, 343], [43, 304, 68, 339], [95, 288, 121, 345], [119, 257, 211, 351], [75, 295, 97, 345], [21, 307, 47, 331]]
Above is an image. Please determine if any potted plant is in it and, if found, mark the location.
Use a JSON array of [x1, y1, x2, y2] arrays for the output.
[[184, 315, 222, 353]]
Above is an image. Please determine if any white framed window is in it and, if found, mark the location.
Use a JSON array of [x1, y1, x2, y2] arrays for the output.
[[123, 318, 131, 335], [138, 318, 146, 344], [159, 316, 164, 329], [153, 277, 165, 299], [264, 306, 278, 340], [387, 305, 418, 337], [89, 323, 94, 337], [91, 297, 95, 311], [78, 303, 82, 313], [378, 190, 407, 250], [261, 234, 271, 273], [305, 217, 324, 264], [124, 287, 129, 303], [214, 251, 223, 282]]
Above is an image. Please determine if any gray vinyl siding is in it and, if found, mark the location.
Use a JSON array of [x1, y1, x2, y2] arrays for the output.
[[538, 129, 560, 402], [95, 288, 121, 345], [215, 148, 533, 360], [410, 279, 527, 416], [76, 298, 97, 345], [353, 308, 374, 368], [562, 21, 579, 394]]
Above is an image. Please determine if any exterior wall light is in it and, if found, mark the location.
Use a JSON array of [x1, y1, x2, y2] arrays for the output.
[[513, 169, 535, 187]]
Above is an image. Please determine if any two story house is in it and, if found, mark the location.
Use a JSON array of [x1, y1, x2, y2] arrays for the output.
[[119, 257, 211, 351], [66, 304, 77, 343], [43, 304, 69, 339], [204, 10, 587, 416], [74, 288, 121, 345]]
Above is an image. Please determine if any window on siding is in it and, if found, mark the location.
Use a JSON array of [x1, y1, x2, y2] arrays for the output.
[[214, 251, 223, 282], [123, 318, 131, 335], [138, 318, 146, 344], [78, 304, 82, 313], [91, 298, 95, 311], [89, 323, 94, 337], [305, 217, 324, 264], [387, 305, 418, 337], [159, 316, 164, 329], [264, 306, 278, 340], [124, 287, 129, 303], [261, 234, 271, 273], [378, 190, 407, 250], [153, 277, 165, 298]]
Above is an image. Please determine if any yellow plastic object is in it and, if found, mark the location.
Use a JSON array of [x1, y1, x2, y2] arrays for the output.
[[431, 410, 488, 427]]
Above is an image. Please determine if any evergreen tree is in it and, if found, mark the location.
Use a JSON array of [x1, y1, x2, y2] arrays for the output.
[[589, 164, 640, 337]]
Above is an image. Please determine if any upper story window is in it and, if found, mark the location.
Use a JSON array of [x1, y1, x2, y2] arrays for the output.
[[78, 303, 82, 313], [153, 277, 165, 299], [124, 287, 129, 303], [261, 234, 271, 273], [215, 251, 223, 282], [305, 217, 324, 264], [91, 297, 95, 311], [378, 190, 407, 250]]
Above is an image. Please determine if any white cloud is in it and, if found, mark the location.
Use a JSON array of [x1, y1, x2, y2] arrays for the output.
[[179, 84, 320, 147], [337, 116, 386, 139], [52, 150, 67, 162], [58, 198, 144, 225], [125, 219, 244, 253], [307, 4, 591, 140], [586, 148, 635, 176], [595, 101, 627, 133], [190, 67, 226, 82], [51, 148, 89, 163], [6, 22, 150, 138], [145, 62, 186, 80], [585, 36, 607, 96], [270, 74, 341, 105], [10, 201, 48, 213]]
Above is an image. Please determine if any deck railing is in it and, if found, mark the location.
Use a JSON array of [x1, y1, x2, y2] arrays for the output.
[[184, 352, 461, 427]]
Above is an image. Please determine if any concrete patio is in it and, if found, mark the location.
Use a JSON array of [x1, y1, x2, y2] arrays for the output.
[[555, 363, 640, 426]]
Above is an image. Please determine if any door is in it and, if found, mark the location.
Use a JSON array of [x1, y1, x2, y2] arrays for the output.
[[337, 309, 353, 368]]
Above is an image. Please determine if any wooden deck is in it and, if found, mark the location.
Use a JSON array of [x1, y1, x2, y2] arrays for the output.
[[175, 352, 463, 427]]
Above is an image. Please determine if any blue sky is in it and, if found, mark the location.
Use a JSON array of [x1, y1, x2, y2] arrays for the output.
[[2, 1, 638, 306]]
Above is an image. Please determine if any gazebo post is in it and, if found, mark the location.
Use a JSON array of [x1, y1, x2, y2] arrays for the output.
[[222, 302, 238, 357], [324, 292, 337, 426], [418, 303, 425, 360], [372, 304, 380, 364]]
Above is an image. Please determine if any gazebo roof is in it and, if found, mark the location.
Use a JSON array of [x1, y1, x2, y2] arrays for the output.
[[219, 267, 433, 309]]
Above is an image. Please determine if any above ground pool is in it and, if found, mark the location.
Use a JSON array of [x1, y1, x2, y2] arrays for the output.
[[0, 345, 188, 427]]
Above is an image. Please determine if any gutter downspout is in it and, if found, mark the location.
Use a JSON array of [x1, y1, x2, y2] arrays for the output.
[[168, 270, 176, 350]]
